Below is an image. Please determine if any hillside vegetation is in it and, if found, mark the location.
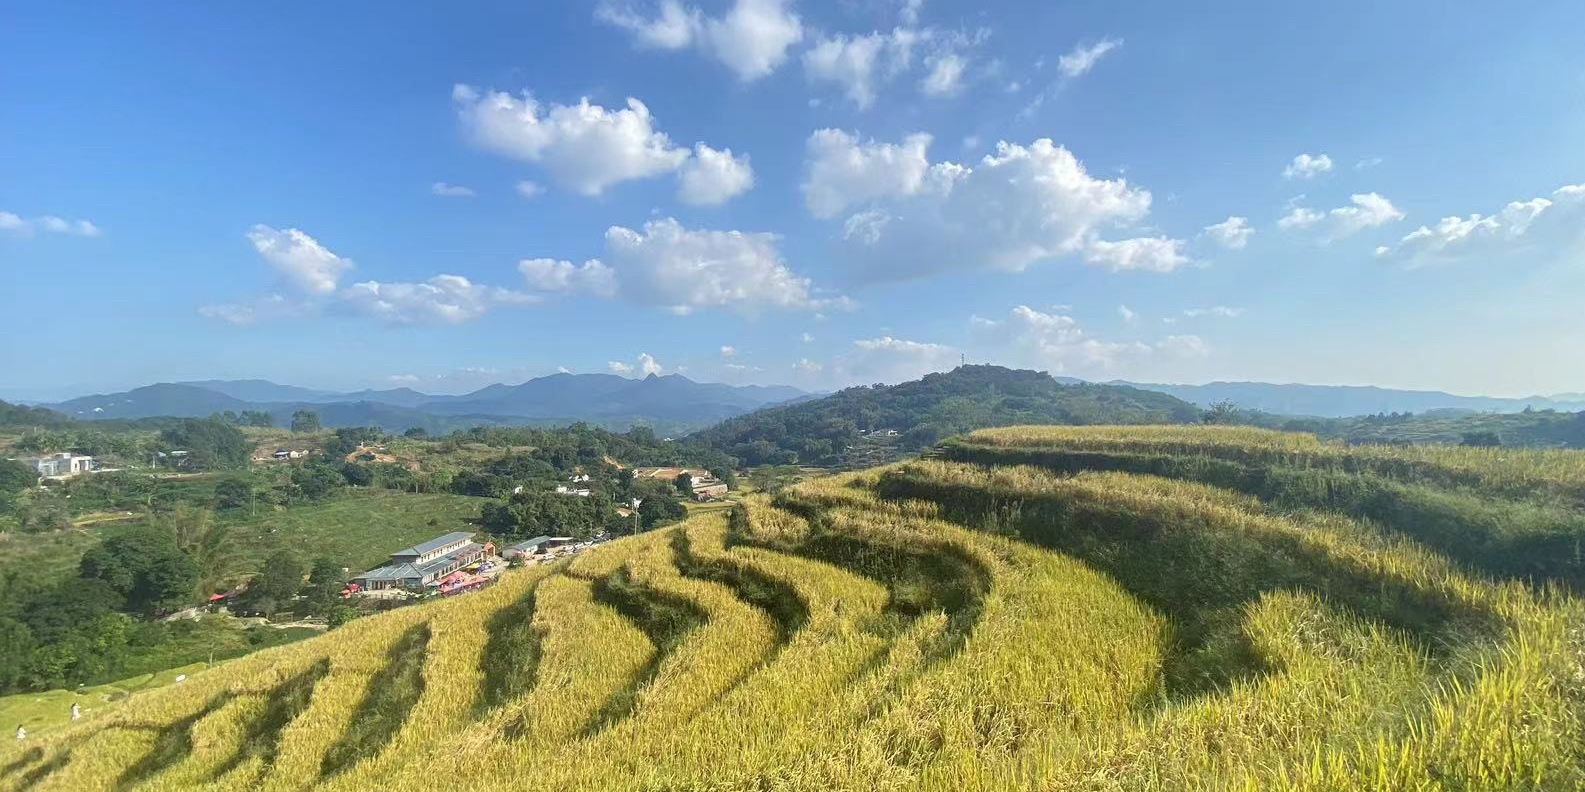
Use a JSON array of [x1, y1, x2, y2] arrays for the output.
[[4, 426, 1583, 791], [693, 364, 1202, 466]]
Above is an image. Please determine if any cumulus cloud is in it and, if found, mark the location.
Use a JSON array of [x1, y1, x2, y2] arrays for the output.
[[1180, 306, 1243, 319], [837, 336, 959, 382], [801, 129, 938, 218], [809, 134, 1172, 280], [431, 182, 476, 197], [453, 86, 690, 195], [1083, 236, 1191, 273], [720, 345, 737, 357], [1375, 184, 1584, 265], [1057, 38, 1122, 78], [1279, 192, 1404, 240], [454, 85, 753, 202], [1282, 153, 1333, 180], [793, 358, 823, 374], [1201, 216, 1253, 249], [609, 353, 665, 376], [339, 275, 538, 324], [602, 217, 851, 315], [1117, 304, 1136, 322], [677, 143, 754, 205], [1157, 334, 1210, 357], [516, 257, 619, 298], [246, 225, 353, 295], [802, 28, 920, 109], [1, 211, 102, 238], [598, 0, 803, 81]]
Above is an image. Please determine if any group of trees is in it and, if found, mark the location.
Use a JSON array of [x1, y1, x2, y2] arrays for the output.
[[693, 365, 1203, 466], [211, 409, 274, 427]]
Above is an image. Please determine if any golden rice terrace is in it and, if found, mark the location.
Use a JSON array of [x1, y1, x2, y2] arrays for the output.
[[4, 426, 1583, 791]]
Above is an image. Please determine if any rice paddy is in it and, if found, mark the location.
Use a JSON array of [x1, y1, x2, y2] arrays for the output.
[[4, 425, 1582, 791]]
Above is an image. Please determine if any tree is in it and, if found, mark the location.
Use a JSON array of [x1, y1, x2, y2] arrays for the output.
[[340, 462, 373, 487], [240, 550, 305, 617], [291, 462, 344, 501], [240, 410, 274, 427], [638, 493, 686, 530], [1202, 399, 1239, 425], [213, 478, 255, 513], [0, 459, 37, 506], [300, 557, 346, 617], [79, 526, 200, 615], [402, 427, 428, 439], [157, 504, 243, 600], [674, 472, 694, 498], [158, 418, 250, 470], [290, 410, 321, 433], [12, 489, 70, 533]]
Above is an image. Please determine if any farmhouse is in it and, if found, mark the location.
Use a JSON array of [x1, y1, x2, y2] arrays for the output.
[[351, 531, 487, 591], [503, 535, 554, 559], [17, 452, 96, 479], [688, 476, 729, 501]]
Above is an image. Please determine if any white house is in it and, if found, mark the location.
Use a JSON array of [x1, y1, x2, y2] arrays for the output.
[[19, 453, 95, 479]]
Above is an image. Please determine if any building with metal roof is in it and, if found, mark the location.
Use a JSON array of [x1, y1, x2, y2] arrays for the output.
[[352, 531, 486, 591]]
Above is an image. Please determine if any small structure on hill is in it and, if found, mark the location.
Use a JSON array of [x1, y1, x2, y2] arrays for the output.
[[16, 452, 96, 480], [504, 535, 555, 559]]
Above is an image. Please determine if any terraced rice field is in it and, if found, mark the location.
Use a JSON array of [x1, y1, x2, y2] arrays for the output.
[[3, 426, 1583, 791]]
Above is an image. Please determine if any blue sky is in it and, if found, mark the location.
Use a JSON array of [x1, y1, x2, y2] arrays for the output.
[[4, 0, 1585, 401]]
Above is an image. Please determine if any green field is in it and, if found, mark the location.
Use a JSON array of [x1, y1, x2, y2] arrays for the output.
[[3, 426, 1581, 791]]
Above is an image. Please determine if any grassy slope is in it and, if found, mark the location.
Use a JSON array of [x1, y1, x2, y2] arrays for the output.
[[4, 427, 1581, 791]]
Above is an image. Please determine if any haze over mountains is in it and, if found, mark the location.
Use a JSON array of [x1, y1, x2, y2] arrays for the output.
[[33, 370, 1585, 436], [1105, 380, 1585, 418], [44, 374, 812, 434]]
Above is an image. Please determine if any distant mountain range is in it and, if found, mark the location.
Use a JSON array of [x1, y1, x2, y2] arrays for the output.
[[1098, 380, 1585, 419], [42, 374, 813, 434]]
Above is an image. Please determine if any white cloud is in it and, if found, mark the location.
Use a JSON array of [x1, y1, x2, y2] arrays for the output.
[[1172, 306, 1243, 321], [973, 305, 1145, 373], [246, 225, 353, 295], [453, 86, 689, 195], [516, 257, 619, 298], [919, 52, 966, 96], [1083, 236, 1190, 273], [1, 211, 102, 238], [1282, 153, 1333, 180], [386, 374, 423, 385], [609, 352, 663, 376], [720, 345, 737, 357], [1355, 157, 1383, 171], [800, 332, 814, 342], [339, 275, 538, 324], [598, 0, 803, 81], [608, 360, 634, 375], [810, 135, 1163, 280], [899, 0, 923, 25], [431, 182, 476, 198], [455, 85, 750, 202], [1279, 193, 1404, 240], [1117, 304, 1136, 322], [1057, 38, 1121, 78], [802, 28, 919, 109], [602, 217, 850, 315], [793, 358, 823, 374], [677, 143, 754, 205], [802, 129, 938, 218], [1201, 216, 1253, 249], [1376, 184, 1584, 265], [839, 336, 959, 382]]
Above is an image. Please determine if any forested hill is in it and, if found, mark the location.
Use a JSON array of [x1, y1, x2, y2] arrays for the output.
[[691, 365, 1201, 466]]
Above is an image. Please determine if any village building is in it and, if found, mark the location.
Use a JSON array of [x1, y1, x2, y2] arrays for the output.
[[17, 452, 96, 479], [350, 531, 487, 591], [503, 535, 555, 558]]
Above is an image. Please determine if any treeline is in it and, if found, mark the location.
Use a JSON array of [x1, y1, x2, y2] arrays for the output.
[[692, 365, 1202, 466]]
